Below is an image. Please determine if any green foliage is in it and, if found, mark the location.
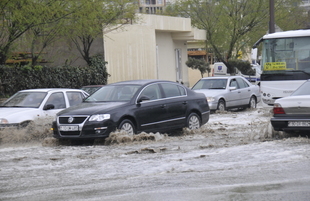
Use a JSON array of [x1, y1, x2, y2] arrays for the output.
[[0, 0, 74, 65], [0, 0, 137, 67], [186, 57, 211, 77], [165, 0, 306, 74], [67, 0, 138, 65], [0, 61, 108, 97], [227, 59, 255, 76]]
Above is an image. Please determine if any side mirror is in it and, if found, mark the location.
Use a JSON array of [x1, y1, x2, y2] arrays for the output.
[[229, 86, 237, 91], [137, 96, 150, 103], [43, 104, 55, 110]]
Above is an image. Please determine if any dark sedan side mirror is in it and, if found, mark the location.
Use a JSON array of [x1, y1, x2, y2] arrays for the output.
[[137, 96, 150, 103], [43, 104, 55, 110]]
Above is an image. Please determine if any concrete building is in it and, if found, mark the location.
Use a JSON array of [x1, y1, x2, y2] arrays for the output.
[[104, 14, 206, 87], [138, 0, 166, 14]]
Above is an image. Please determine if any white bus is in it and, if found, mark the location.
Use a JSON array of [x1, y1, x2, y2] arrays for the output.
[[254, 29, 310, 107]]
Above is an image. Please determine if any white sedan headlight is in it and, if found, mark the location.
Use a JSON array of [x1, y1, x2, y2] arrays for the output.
[[89, 114, 110, 121], [206, 97, 215, 102], [0, 118, 9, 124]]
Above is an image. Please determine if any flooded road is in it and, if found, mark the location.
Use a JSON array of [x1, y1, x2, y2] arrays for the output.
[[1, 108, 310, 201]]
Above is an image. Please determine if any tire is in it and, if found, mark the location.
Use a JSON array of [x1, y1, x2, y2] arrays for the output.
[[217, 99, 226, 111], [118, 119, 135, 135], [187, 113, 201, 130], [248, 96, 257, 109]]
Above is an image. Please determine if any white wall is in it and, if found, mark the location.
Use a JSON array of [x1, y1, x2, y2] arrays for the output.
[[104, 25, 157, 84], [104, 14, 205, 85]]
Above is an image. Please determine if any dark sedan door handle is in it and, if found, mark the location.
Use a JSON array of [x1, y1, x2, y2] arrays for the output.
[[182, 101, 187, 105], [161, 104, 166, 108]]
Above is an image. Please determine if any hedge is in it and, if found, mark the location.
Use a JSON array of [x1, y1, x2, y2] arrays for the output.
[[0, 56, 109, 97]]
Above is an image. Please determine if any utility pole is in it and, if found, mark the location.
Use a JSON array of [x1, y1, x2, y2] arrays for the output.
[[269, 0, 275, 33]]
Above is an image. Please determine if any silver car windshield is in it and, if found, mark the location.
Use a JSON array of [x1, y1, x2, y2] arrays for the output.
[[1, 92, 47, 108], [85, 85, 141, 102], [192, 79, 227, 90], [291, 81, 310, 96]]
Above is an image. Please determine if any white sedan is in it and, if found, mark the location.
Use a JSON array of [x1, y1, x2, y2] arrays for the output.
[[192, 76, 261, 111], [271, 79, 310, 133], [0, 88, 88, 128]]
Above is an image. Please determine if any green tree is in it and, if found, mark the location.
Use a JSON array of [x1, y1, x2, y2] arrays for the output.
[[227, 59, 255, 75], [26, 1, 79, 67], [66, 0, 137, 66], [0, 0, 75, 65], [165, 0, 306, 74], [186, 57, 211, 77]]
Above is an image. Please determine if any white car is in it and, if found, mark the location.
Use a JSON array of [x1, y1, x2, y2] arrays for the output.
[[271, 79, 310, 133], [192, 76, 261, 111], [0, 88, 88, 128]]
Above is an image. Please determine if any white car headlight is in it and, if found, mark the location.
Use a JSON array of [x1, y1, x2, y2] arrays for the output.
[[0, 118, 9, 124], [206, 97, 215, 102], [89, 114, 110, 121]]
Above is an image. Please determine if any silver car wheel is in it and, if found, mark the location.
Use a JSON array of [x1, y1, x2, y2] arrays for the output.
[[119, 120, 135, 135], [217, 100, 226, 111], [249, 96, 257, 108], [187, 113, 201, 130]]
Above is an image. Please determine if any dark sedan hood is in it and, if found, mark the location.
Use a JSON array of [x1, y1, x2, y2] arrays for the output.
[[58, 102, 128, 116]]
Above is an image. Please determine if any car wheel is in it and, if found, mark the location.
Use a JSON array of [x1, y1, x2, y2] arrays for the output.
[[248, 96, 257, 109], [187, 113, 201, 130], [217, 99, 226, 111], [118, 119, 135, 135]]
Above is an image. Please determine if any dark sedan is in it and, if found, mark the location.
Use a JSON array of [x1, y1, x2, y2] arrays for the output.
[[52, 80, 210, 139]]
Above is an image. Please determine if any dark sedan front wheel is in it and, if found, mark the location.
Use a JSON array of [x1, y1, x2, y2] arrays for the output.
[[118, 119, 135, 135], [187, 113, 201, 130]]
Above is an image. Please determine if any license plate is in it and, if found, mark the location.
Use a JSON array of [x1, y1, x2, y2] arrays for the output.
[[60, 125, 79, 131], [288, 121, 310, 127]]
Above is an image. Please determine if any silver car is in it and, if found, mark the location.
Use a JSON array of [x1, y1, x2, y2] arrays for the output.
[[271, 79, 310, 133], [192, 76, 261, 111]]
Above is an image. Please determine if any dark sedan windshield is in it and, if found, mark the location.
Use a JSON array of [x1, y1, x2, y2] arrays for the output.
[[192, 79, 227, 90], [85, 85, 141, 102]]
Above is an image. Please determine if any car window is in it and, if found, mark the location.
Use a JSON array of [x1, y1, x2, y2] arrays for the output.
[[86, 85, 140, 102], [192, 79, 227, 90], [178, 86, 186, 95], [230, 79, 239, 89], [291, 81, 310, 96], [236, 78, 249, 89], [139, 84, 162, 101], [117, 86, 135, 101], [4, 92, 47, 108], [67, 92, 84, 106], [161, 83, 185, 98], [45, 92, 66, 109]]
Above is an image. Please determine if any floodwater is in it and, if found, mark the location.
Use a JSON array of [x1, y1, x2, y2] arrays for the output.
[[1, 108, 310, 201]]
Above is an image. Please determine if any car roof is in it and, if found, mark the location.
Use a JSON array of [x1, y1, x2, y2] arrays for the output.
[[108, 79, 177, 86], [199, 76, 243, 80], [81, 85, 105, 88], [18, 88, 85, 93]]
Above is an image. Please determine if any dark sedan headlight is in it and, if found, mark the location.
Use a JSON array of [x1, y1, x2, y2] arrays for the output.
[[89, 114, 111, 121]]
